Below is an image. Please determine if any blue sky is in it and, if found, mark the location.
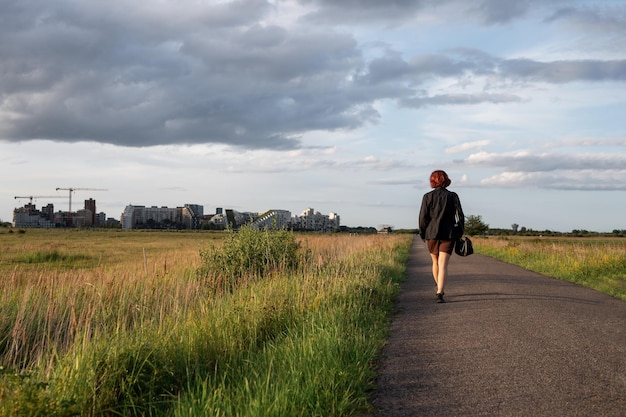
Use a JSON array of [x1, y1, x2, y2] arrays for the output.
[[1, 0, 625, 231]]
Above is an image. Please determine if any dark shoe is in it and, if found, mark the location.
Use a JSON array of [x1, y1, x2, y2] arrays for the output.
[[436, 293, 445, 303]]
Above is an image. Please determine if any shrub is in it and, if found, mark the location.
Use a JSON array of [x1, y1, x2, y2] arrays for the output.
[[0, 367, 80, 417], [197, 227, 306, 292]]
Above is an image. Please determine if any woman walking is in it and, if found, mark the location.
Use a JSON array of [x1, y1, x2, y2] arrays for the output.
[[419, 170, 464, 303]]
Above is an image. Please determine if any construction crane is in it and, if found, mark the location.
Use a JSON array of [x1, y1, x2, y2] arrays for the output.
[[55, 187, 108, 226], [14, 195, 64, 204]]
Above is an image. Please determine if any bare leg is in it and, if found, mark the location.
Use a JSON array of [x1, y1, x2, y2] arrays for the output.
[[436, 252, 451, 294], [430, 253, 439, 288]]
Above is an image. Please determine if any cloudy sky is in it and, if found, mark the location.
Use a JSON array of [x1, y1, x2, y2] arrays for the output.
[[2, 0, 625, 231]]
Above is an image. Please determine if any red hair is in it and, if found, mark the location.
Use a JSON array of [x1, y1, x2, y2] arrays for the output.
[[430, 170, 451, 188]]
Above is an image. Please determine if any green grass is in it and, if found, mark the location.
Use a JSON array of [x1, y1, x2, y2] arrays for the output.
[[17, 250, 93, 268], [0, 228, 412, 416], [474, 237, 626, 301]]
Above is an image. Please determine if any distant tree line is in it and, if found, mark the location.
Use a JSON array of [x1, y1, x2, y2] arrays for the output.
[[489, 228, 626, 237], [396, 214, 626, 238], [339, 226, 379, 234]]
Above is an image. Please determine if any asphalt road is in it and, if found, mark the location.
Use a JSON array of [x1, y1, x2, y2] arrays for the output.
[[368, 237, 626, 417]]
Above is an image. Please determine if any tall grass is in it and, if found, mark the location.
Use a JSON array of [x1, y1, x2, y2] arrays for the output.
[[474, 237, 626, 301], [197, 226, 307, 293], [0, 228, 411, 416]]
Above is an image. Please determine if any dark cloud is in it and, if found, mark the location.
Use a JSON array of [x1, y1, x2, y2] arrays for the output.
[[1, 0, 625, 149], [361, 56, 412, 84], [300, 0, 561, 25], [472, 0, 532, 24], [408, 49, 626, 83], [0, 0, 376, 148], [300, 0, 429, 23], [400, 92, 522, 108], [546, 4, 626, 33], [501, 59, 626, 83]]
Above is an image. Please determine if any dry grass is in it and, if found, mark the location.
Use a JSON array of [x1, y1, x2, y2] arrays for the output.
[[0, 229, 406, 370], [0, 229, 216, 370], [0, 228, 412, 416]]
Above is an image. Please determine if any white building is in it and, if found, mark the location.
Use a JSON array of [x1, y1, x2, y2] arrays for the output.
[[120, 204, 339, 232], [249, 210, 292, 230], [291, 208, 340, 232], [12, 205, 55, 228], [121, 204, 204, 230]]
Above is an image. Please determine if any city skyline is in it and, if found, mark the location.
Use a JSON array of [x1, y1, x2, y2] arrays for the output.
[[1, 1, 625, 232], [11, 197, 344, 230]]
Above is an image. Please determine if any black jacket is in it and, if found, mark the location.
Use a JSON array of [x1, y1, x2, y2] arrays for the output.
[[419, 187, 463, 240]]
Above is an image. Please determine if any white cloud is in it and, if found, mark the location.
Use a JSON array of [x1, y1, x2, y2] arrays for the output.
[[544, 137, 626, 149], [481, 169, 626, 190], [462, 149, 626, 172], [445, 140, 491, 154]]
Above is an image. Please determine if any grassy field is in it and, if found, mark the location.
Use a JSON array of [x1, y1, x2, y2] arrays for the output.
[[3, 229, 623, 416], [473, 236, 626, 301], [0, 228, 412, 416]]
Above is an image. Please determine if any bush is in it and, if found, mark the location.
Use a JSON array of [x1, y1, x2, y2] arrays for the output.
[[197, 227, 306, 292], [0, 367, 80, 417]]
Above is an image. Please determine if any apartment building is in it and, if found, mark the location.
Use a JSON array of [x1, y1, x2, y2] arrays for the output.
[[13, 199, 340, 231], [121, 205, 340, 231], [120, 204, 204, 230], [249, 210, 292, 230], [12, 198, 110, 228], [12, 203, 55, 228], [291, 208, 340, 232]]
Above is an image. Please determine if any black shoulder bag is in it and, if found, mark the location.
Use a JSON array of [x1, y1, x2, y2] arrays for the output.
[[453, 196, 473, 257]]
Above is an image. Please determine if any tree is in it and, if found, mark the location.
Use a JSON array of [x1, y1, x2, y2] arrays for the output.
[[511, 223, 519, 232], [465, 215, 489, 236]]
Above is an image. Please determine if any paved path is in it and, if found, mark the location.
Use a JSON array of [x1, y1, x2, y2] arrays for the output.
[[369, 237, 626, 417]]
